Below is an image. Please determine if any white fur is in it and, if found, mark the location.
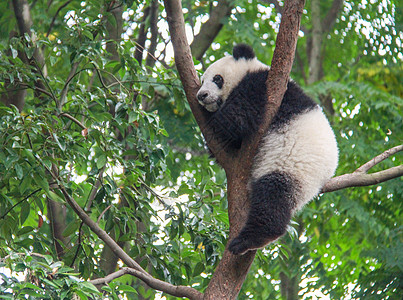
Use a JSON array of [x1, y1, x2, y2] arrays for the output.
[[198, 56, 267, 112], [200, 54, 338, 212], [252, 107, 338, 211]]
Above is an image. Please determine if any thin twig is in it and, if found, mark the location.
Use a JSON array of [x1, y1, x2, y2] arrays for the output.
[[356, 144, 403, 173], [69, 221, 84, 267], [16, 83, 54, 98], [86, 168, 105, 211], [97, 205, 112, 224], [32, 59, 57, 103], [90, 267, 203, 299], [322, 145, 403, 193], [1, 252, 46, 262], [0, 189, 41, 219], [92, 62, 110, 91], [46, 0, 73, 37], [59, 112, 86, 129], [59, 61, 80, 110]]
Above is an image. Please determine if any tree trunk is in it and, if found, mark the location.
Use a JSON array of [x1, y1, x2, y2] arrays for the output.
[[164, 0, 306, 298], [203, 169, 256, 299], [280, 272, 299, 300], [47, 200, 69, 259], [145, 0, 159, 69], [98, 1, 125, 276], [308, 0, 322, 84]]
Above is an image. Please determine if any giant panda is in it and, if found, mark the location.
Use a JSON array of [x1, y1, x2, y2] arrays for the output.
[[196, 44, 338, 255]]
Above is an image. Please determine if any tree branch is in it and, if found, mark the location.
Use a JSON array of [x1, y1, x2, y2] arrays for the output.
[[145, 0, 159, 68], [59, 112, 86, 130], [308, 0, 323, 84], [58, 61, 80, 110], [322, 145, 403, 193], [38, 158, 201, 299], [90, 267, 203, 299], [190, 1, 234, 61], [356, 144, 402, 173], [12, 0, 47, 75], [0, 189, 41, 219], [134, 5, 151, 65], [321, 0, 344, 32], [163, 0, 232, 169], [46, 0, 73, 37]]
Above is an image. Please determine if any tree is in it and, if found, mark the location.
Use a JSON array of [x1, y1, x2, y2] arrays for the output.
[[0, 0, 402, 299]]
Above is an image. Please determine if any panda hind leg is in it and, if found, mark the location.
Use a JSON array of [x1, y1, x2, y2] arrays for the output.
[[228, 171, 297, 255]]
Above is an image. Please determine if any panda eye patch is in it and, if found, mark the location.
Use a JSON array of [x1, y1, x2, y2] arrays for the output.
[[213, 75, 224, 89]]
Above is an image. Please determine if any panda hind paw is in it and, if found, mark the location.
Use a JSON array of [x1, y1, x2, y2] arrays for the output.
[[228, 237, 253, 255]]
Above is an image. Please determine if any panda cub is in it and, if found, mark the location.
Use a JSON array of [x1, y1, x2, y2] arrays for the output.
[[197, 44, 338, 255]]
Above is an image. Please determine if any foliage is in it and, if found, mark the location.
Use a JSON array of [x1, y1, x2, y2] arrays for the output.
[[0, 0, 402, 299]]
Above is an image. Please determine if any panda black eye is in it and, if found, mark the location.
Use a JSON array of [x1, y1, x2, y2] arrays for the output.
[[213, 75, 224, 89]]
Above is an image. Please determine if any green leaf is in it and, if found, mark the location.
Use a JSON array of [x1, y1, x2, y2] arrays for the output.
[[23, 282, 43, 291], [116, 285, 138, 294], [14, 164, 24, 180], [17, 226, 34, 235], [10, 45, 18, 59], [74, 290, 89, 300], [33, 173, 49, 193], [46, 190, 65, 203], [63, 220, 79, 237], [44, 255, 53, 265], [19, 201, 30, 226], [96, 154, 107, 169], [79, 281, 100, 294], [193, 262, 205, 277]]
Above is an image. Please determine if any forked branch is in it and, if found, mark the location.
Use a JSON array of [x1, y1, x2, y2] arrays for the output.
[[322, 145, 403, 193], [90, 267, 203, 299]]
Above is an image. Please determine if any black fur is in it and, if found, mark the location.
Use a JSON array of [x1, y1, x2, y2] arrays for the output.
[[271, 81, 318, 131], [233, 44, 255, 60], [201, 57, 320, 255], [204, 70, 268, 149], [228, 171, 297, 255], [204, 70, 318, 151]]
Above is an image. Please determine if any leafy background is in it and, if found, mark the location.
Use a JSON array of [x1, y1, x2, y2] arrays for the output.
[[0, 0, 402, 299]]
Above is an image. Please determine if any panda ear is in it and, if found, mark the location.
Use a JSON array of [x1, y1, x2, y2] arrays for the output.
[[233, 44, 255, 60]]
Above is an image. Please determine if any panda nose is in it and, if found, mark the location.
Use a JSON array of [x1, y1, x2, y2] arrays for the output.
[[197, 91, 208, 102]]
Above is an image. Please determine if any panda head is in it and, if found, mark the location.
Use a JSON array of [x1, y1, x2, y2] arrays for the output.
[[197, 44, 267, 112]]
